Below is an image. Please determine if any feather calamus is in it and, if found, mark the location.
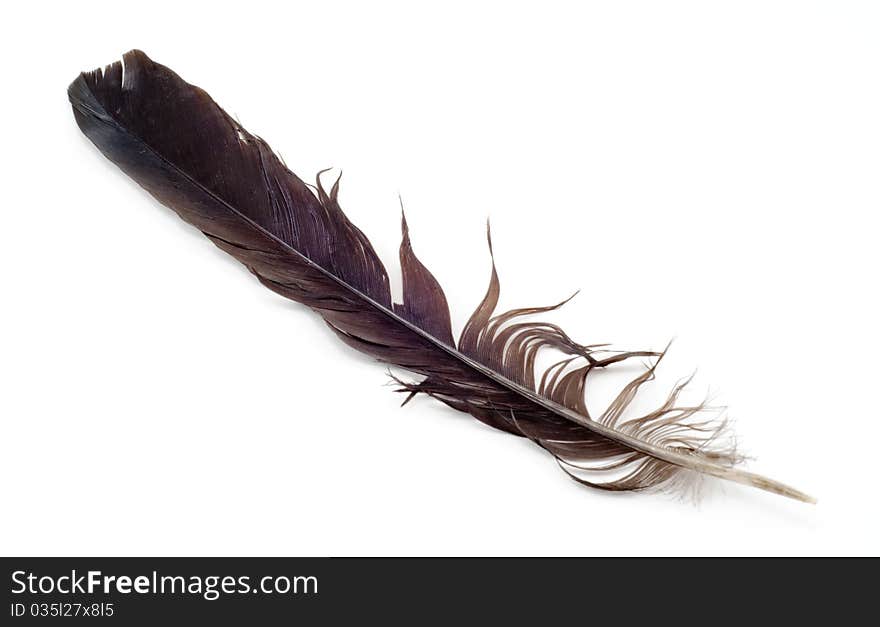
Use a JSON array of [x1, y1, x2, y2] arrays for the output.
[[68, 50, 813, 503]]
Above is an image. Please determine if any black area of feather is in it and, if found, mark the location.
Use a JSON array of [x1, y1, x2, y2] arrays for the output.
[[69, 50, 813, 503]]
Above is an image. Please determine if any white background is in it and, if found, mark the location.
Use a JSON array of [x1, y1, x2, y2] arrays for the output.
[[1, 1, 877, 556]]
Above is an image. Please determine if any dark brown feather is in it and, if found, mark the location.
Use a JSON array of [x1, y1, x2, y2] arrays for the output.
[[69, 50, 813, 503]]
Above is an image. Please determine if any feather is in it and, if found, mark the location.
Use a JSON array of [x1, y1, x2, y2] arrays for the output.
[[69, 50, 813, 503]]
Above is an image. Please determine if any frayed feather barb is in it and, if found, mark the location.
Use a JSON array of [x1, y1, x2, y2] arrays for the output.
[[69, 50, 813, 503]]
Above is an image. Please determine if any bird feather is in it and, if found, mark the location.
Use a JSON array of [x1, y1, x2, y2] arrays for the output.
[[69, 50, 813, 503]]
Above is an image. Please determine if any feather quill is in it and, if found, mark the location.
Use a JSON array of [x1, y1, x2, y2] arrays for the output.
[[69, 50, 813, 503]]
